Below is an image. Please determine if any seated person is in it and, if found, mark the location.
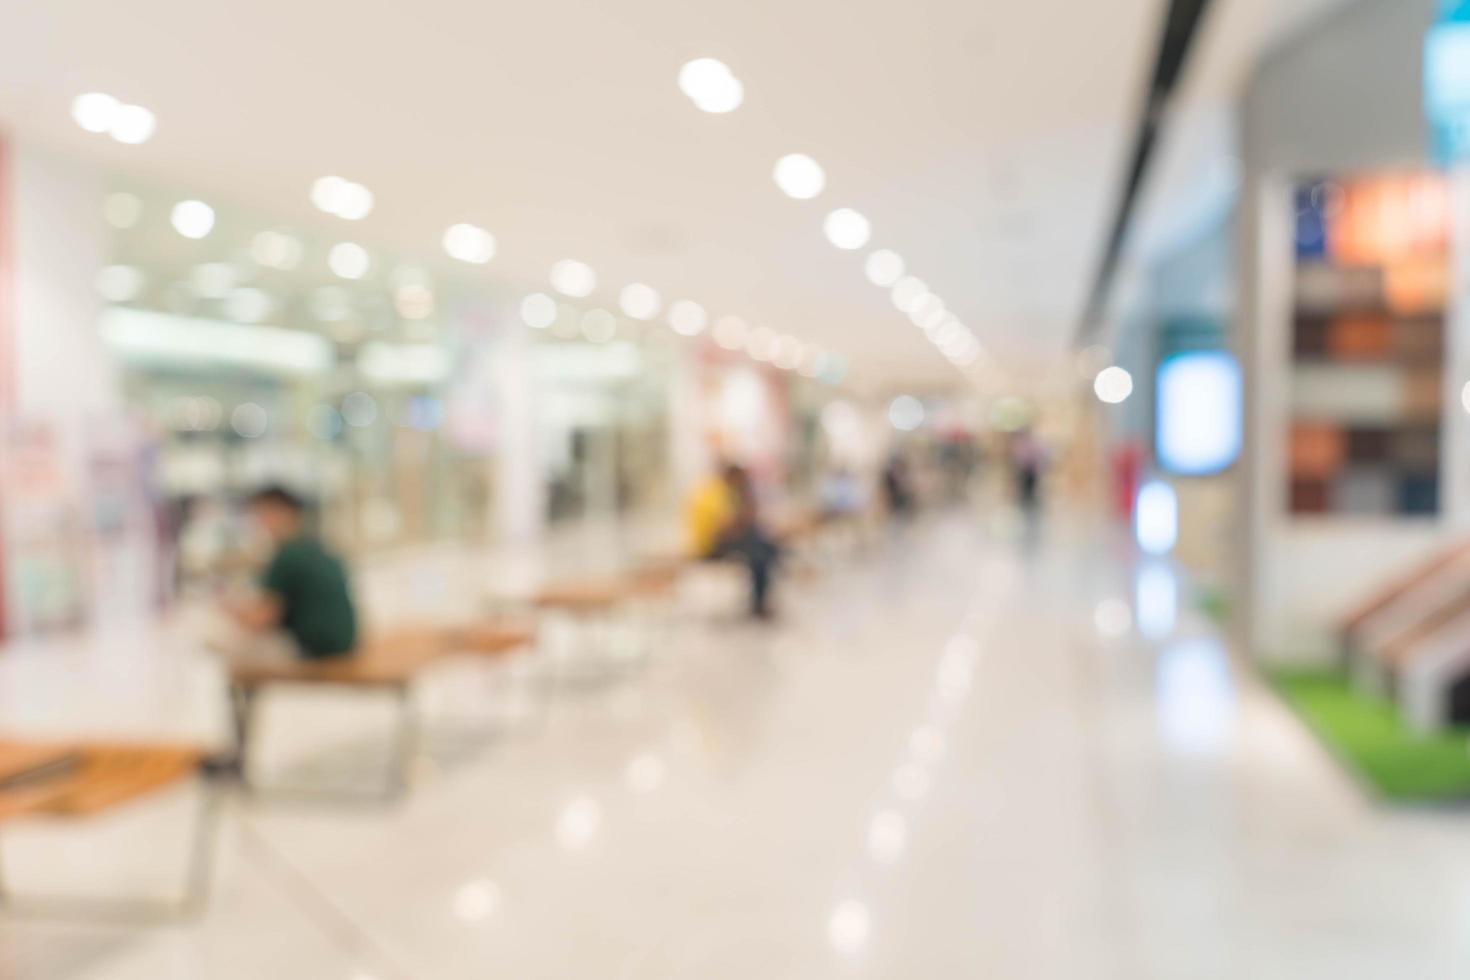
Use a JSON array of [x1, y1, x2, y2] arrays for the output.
[[685, 463, 779, 620], [818, 466, 865, 523], [225, 485, 357, 660], [686, 465, 736, 561]]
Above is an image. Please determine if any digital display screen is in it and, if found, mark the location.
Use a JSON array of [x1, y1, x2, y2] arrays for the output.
[[1156, 351, 1242, 476]]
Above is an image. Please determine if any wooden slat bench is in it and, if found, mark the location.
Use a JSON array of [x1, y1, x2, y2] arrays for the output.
[[0, 741, 216, 919], [498, 578, 660, 684], [227, 623, 534, 800]]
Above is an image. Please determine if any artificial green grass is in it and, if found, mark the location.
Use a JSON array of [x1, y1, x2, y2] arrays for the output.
[[1269, 667, 1470, 802]]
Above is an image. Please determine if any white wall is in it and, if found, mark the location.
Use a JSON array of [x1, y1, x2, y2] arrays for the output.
[[11, 143, 114, 419], [488, 312, 546, 544]]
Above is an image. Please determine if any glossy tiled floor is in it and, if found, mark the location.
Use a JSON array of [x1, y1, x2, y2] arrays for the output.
[[4, 513, 1470, 979]]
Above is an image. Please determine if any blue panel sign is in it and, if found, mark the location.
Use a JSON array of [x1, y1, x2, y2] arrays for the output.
[[1427, 2, 1470, 163]]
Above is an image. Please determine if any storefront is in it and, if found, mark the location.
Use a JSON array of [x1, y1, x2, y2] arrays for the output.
[[93, 178, 508, 593], [1237, 0, 1468, 659]]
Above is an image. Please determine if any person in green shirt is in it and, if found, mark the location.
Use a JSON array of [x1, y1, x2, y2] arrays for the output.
[[227, 485, 357, 659]]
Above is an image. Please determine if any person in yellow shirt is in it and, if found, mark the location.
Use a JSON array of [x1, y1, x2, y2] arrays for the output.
[[686, 468, 736, 559], [685, 463, 779, 619]]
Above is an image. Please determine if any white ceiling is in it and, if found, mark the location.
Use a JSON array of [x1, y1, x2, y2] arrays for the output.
[[0, 0, 1353, 391]]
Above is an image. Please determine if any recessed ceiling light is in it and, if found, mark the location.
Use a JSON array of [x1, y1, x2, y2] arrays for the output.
[[619, 283, 661, 320], [713, 315, 749, 350], [311, 178, 376, 221], [335, 182, 373, 220], [251, 230, 303, 270], [668, 300, 708, 336], [864, 249, 904, 287], [772, 335, 804, 371], [71, 92, 119, 133], [581, 308, 618, 343], [328, 242, 371, 280], [170, 199, 215, 239], [910, 293, 945, 326], [311, 176, 344, 212], [394, 282, 434, 321], [520, 292, 557, 329], [746, 326, 778, 361], [1094, 366, 1134, 404], [823, 208, 871, 250], [311, 176, 374, 220], [109, 104, 156, 145], [678, 58, 743, 113], [773, 154, 825, 200], [919, 306, 949, 332], [442, 223, 495, 264], [890, 276, 927, 313], [550, 259, 596, 298]]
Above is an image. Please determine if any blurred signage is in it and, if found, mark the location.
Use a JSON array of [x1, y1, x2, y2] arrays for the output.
[[1155, 351, 1242, 477], [1426, 2, 1470, 163], [101, 308, 332, 376]]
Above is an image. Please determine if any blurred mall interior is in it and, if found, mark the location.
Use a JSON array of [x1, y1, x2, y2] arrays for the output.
[[4, 0, 1470, 976]]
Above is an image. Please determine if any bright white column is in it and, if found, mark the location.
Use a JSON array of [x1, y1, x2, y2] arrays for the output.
[[668, 345, 710, 501], [489, 311, 546, 543]]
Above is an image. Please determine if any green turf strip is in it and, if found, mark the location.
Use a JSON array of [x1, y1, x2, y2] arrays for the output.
[[1269, 668, 1470, 802]]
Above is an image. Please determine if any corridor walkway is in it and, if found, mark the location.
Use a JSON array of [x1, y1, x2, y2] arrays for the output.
[[2, 514, 1468, 979]]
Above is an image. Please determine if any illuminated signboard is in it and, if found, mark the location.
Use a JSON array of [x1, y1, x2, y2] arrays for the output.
[[1427, 2, 1470, 163], [1155, 351, 1242, 476]]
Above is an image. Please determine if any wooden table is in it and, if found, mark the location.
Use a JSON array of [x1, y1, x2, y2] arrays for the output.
[[0, 741, 215, 918], [226, 623, 534, 799]]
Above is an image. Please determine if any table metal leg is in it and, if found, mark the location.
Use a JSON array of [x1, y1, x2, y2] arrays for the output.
[[0, 776, 221, 922], [229, 683, 259, 792], [233, 682, 420, 804], [385, 685, 419, 800]]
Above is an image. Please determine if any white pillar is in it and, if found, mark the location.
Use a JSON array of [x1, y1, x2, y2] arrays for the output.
[[668, 345, 709, 500], [489, 312, 545, 544], [12, 145, 114, 422], [5, 142, 154, 632]]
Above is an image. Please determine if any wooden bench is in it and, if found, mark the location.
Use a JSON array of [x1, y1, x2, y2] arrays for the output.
[[0, 741, 216, 919], [499, 577, 666, 683], [531, 580, 631, 612], [227, 623, 534, 799]]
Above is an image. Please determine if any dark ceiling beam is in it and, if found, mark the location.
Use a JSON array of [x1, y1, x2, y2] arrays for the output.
[[1075, 0, 1219, 346]]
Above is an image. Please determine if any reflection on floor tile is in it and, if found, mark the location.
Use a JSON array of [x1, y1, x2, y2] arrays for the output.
[[4, 514, 1470, 978]]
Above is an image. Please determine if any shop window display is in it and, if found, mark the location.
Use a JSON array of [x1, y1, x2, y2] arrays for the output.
[[98, 180, 500, 590], [1288, 173, 1449, 516]]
